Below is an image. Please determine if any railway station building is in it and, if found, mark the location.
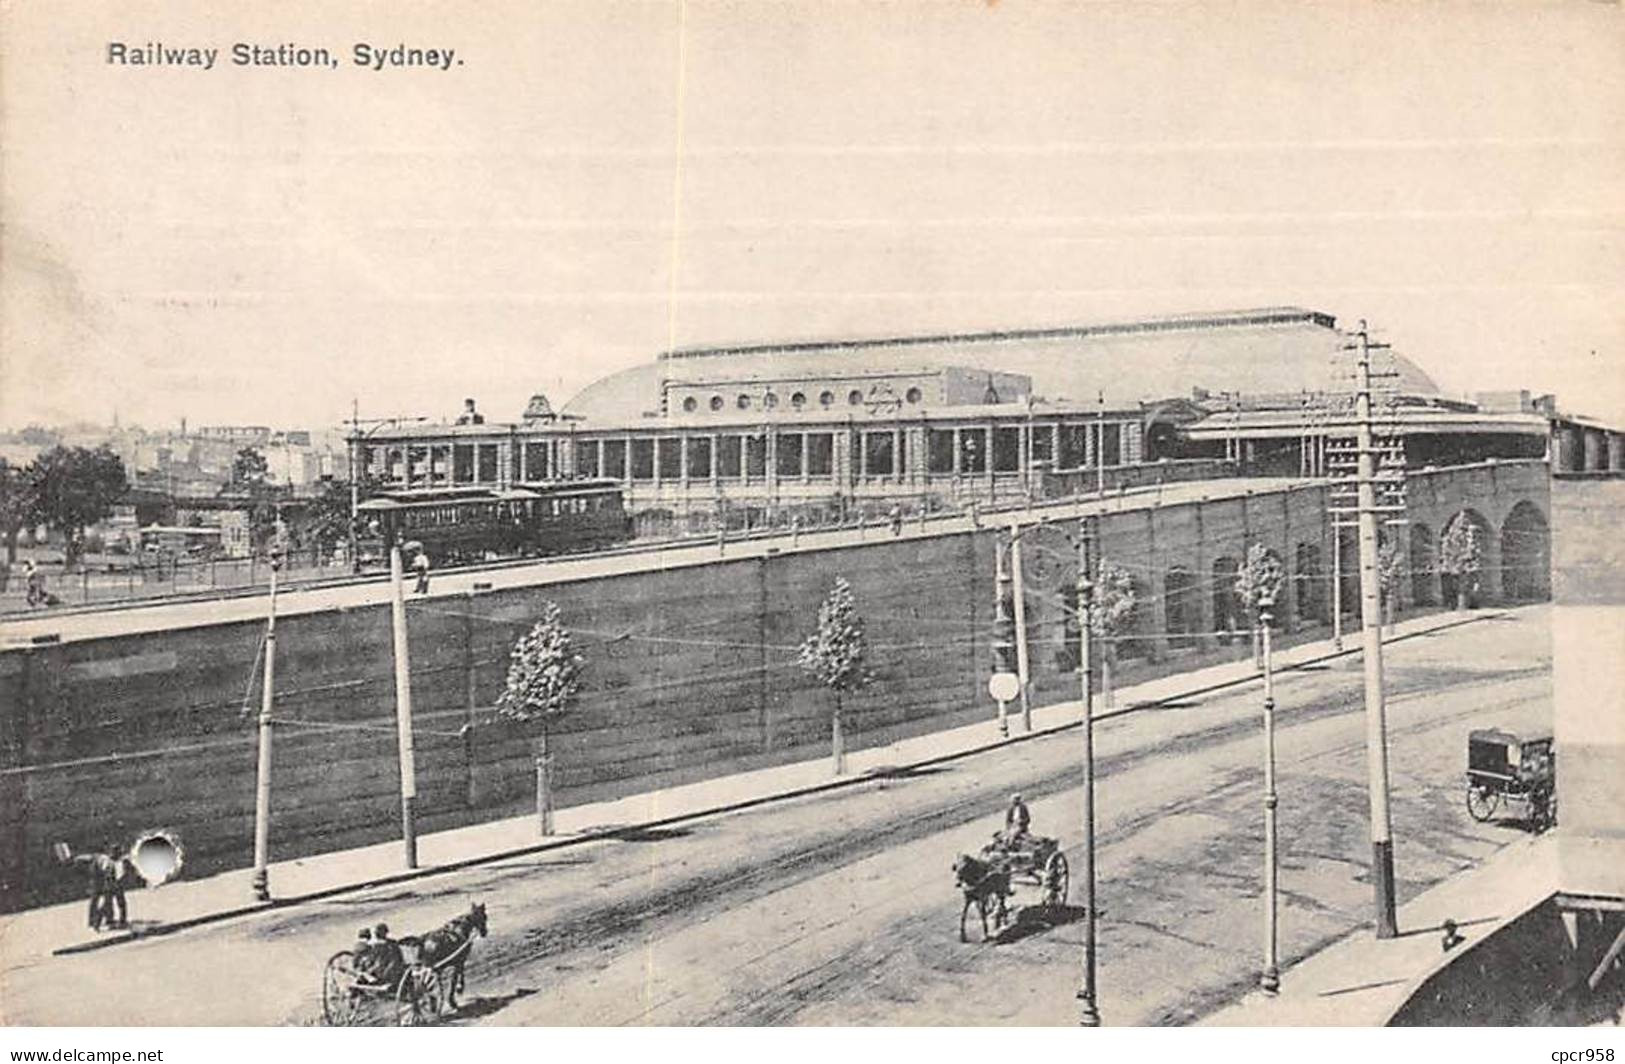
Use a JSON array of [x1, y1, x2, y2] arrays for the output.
[[353, 306, 1624, 533]]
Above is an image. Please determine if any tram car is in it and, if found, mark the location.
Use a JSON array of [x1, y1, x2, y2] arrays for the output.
[[355, 479, 631, 564]]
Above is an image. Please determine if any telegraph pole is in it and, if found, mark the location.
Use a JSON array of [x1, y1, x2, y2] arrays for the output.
[[1009, 523, 1033, 732], [250, 540, 282, 901], [349, 399, 360, 573], [1349, 322, 1399, 938], [1076, 518, 1101, 1027], [1259, 589, 1280, 992], [993, 534, 1015, 737], [1096, 391, 1107, 495], [1331, 520, 1344, 651], [389, 537, 420, 868]]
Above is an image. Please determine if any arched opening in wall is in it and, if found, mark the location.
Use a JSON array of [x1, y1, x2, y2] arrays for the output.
[[1106, 573, 1150, 662], [1165, 567, 1200, 649], [1212, 556, 1241, 642], [1500, 501, 1550, 602], [1055, 583, 1081, 674], [1409, 522, 1435, 606], [1335, 524, 1362, 625], [1294, 543, 1323, 623], [1438, 508, 1492, 610]]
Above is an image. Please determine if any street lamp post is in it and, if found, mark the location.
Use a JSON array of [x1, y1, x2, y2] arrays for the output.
[[1259, 589, 1280, 994], [1076, 519, 1101, 1028], [348, 407, 429, 573], [993, 515, 1101, 1025]]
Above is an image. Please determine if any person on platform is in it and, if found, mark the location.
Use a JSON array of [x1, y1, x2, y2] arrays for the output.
[[412, 548, 430, 595], [889, 505, 903, 537], [24, 559, 45, 608]]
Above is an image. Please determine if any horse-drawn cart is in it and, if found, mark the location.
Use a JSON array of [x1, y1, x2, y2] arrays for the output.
[[1466, 728, 1556, 832], [953, 833, 1070, 942], [321, 903, 488, 1026], [990, 833, 1070, 908], [322, 949, 445, 1027]]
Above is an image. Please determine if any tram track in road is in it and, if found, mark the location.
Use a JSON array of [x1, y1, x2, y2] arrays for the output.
[[441, 653, 1543, 1025], [681, 672, 1553, 1028]]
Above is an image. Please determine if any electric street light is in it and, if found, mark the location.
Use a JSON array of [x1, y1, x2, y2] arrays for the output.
[[1074, 516, 1101, 1028], [1259, 588, 1280, 994], [347, 405, 428, 573], [988, 514, 1103, 1026]]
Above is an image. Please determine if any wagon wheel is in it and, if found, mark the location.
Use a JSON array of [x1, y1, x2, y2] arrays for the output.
[[322, 951, 363, 1027], [395, 965, 442, 1027], [1530, 789, 1556, 833], [1465, 784, 1500, 823], [1043, 852, 1070, 908]]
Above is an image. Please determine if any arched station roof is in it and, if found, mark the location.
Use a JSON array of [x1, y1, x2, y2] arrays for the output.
[[560, 308, 1441, 423]]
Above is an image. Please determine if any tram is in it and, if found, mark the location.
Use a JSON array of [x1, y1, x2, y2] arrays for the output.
[[355, 479, 631, 564]]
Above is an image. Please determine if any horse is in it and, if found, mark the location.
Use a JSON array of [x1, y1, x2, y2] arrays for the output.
[[401, 902, 488, 1011], [953, 854, 1011, 943]]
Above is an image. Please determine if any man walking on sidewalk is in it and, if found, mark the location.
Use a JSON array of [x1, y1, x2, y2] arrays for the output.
[[68, 844, 130, 931], [412, 548, 431, 595]]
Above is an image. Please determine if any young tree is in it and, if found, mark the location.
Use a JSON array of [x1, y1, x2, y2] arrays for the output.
[[798, 576, 873, 776], [496, 602, 585, 835], [0, 458, 34, 567], [28, 445, 128, 569], [1090, 558, 1137, 708], [1439, 515, 1484, 611], [1234, 543, 1285, 669]]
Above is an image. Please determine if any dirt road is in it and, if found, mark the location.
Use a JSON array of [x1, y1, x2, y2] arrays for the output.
[[0, 609, 1550, 1026]]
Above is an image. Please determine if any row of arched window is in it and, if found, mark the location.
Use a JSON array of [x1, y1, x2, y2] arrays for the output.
[[680, 386, 926, 414]]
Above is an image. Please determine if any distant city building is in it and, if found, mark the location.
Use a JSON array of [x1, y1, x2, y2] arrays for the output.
[[195, 425, 274, 445]]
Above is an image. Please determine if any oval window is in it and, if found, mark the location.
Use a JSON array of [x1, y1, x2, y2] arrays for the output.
[[764, 392, 779, 409], [819, 391, 835, 407], [737, 394, 752, 410], [709, 395, 724, 411], [682, 396, 698, 413], [905, 387, 923, 404], [848, 389, 863, 406], [791, 391, 806, 409]]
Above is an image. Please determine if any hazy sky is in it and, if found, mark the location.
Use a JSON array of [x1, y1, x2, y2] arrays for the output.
[[3, 1, 1622, 431]]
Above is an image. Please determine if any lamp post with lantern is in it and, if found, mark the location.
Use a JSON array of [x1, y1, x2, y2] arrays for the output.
[[1259, 587, 1281, 994]]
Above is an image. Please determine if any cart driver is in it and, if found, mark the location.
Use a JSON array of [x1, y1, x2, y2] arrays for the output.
[[358, 922, 404, 984], [1003, 792, 1031, 848]]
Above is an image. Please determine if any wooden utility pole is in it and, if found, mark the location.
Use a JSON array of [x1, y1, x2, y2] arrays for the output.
[[993, 534, 1014, 737], [1349, 322, 1399, 938], [1096, 392, 1107, 496], [1010, 522, 1032, 732], [388, 538, 419, 868], [250, 544, 282, 901]]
